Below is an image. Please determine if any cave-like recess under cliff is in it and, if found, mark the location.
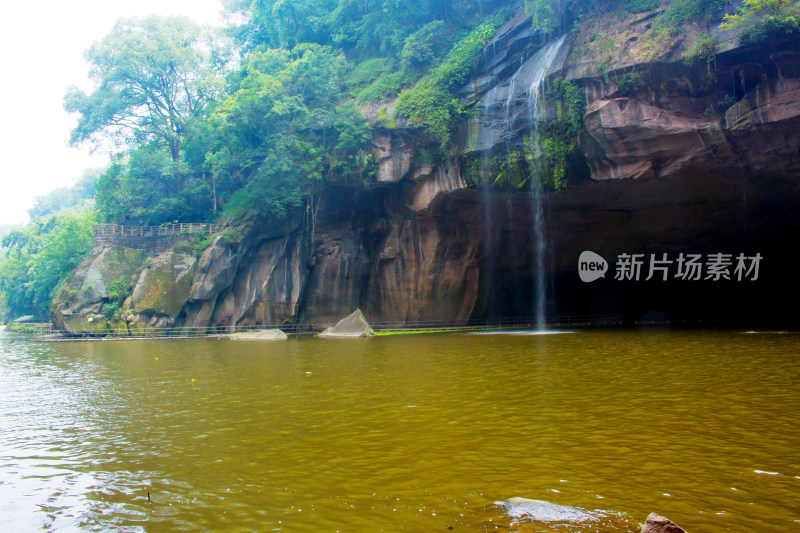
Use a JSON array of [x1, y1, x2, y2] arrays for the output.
[[53, 8, 800, 333]]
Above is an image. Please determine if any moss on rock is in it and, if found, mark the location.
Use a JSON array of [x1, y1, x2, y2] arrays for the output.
[[131, 251, 197, 318], [51, 247, 146, 335]]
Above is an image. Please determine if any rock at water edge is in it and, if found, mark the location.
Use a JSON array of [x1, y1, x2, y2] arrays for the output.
[[641, 513, 687, 533], [319, 309, 375, 338], [223, 329, 288, 341]]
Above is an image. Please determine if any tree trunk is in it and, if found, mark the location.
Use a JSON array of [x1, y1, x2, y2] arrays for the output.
[[211, 173, 217, 212], [169, 137, 180, 162]]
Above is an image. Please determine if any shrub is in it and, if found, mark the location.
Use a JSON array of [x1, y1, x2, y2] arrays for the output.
[[542, 78, 586, 189], [721, 0, 800, 43], [221, 228, 244, 244], [686, 33, 719, 65], [194, 235, 217, 255], [400, 21, 448, 71], [107, 278, 129, 305], [740, 13, 800, 43], [643, 0, 727, 58], [102, 301, 121, 320], [396, 10, 512, 148], [357, 70, 416, 103], [617, 72, 643, 96], [346, 57, 393, 89]]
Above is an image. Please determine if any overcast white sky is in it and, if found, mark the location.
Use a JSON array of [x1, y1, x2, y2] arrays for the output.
[[0, 0, 225, 225]]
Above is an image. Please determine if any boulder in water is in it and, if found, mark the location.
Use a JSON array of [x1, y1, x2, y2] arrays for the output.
[[319, 309, 375, 338], [223, 329, 288, 341], [493, 497, 639, 532], [500, 497, 599, 524], [641, 513, 687, 533]]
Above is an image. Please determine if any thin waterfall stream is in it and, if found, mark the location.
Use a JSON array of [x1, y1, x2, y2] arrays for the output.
[[529, 35, 568, 329], [479, 34, 568, 328]]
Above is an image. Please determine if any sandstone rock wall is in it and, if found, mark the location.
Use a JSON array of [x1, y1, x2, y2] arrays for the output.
[[52, 9, 800, 334]]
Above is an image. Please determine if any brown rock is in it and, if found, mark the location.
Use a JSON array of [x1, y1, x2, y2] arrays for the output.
[[641, 513, 687, 533], [582, 97, 731, 181], [373, 130, 415, 184]]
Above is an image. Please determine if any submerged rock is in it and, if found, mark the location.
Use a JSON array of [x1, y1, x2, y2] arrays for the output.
[[494, 498, 641, 532], [319, 309, 375, 338], [641, 513, 687, 533], [222, 329, 288, 341], [500, 497, 600, 524]]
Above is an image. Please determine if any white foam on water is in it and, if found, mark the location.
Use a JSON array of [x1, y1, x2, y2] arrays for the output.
[[754, 470, 780, 475]]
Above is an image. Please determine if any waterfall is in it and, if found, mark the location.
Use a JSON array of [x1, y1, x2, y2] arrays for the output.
[[528, 35, 567, 330], [478, 34, 568, 329]]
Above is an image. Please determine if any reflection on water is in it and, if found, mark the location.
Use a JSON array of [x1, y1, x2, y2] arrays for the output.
[[470, 330, 575, 336], [1, 329, 799, 532]]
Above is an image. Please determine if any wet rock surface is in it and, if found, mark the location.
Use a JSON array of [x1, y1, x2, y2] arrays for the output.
[[640, 513, 687, 533]]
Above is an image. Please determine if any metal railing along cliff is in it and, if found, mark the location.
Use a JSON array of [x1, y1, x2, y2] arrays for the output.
[[93, 223, 220, 237], [32, 314, 683, 341]]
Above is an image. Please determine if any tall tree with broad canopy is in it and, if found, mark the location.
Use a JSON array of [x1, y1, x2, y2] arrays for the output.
[[64, 16, 230, 162]]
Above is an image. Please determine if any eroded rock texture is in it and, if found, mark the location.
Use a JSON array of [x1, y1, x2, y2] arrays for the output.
[[53, 8, 800, 334]]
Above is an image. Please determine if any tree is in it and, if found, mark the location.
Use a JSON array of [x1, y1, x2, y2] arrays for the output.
[[0, 208, 95, 318], [28, 168, 99, 219], [94, 145, 213, 225], [209, 44, 372, 226], [226, 0, 338, 51], [720, 0, 800, 39], [64, 16, 230, 162]]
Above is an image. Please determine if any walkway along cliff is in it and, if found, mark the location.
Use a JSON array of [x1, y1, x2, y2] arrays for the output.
[[52, 7, 800, 335]]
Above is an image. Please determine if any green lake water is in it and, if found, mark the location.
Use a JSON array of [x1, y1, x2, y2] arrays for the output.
[[1, 328, 799, 532]]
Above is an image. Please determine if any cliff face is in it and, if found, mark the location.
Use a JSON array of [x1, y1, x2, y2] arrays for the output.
[[52, 8, 800, 332]]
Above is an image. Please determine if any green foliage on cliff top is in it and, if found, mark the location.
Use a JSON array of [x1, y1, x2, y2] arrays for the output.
[[721, 0, 800, 42], [638, 0, 729, 59], [395, 10, 511, 148], [67, 3, 512, 226], [525, 0, 628, 33], [209, 44, 373, 221], [14, 1, 518, 318]]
